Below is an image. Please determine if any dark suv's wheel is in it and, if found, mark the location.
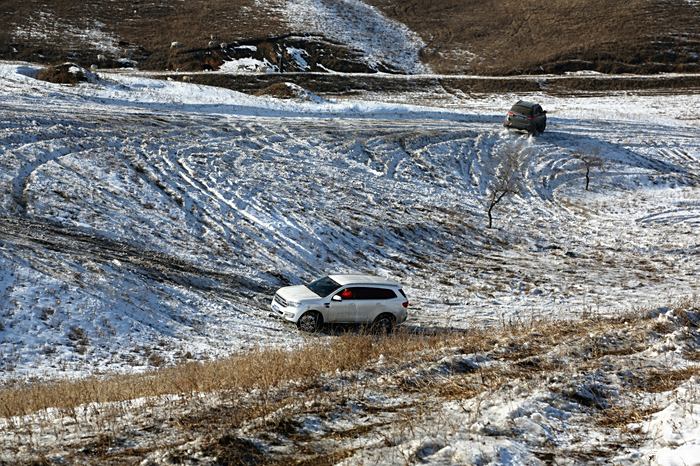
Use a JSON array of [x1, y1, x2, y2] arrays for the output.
[[297, 311, 322, 333], [371, 314, 395, 335]]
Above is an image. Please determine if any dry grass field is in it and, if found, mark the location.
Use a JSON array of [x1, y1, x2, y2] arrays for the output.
[[0, 0, 287, 70], [366, 0, 700, 74], [1, 0, 698, 74]]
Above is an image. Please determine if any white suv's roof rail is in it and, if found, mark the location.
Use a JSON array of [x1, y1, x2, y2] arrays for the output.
[[328, 274, 400, 287]]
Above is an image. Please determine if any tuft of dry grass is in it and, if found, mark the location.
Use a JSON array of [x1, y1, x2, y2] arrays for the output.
[[0, 332, 467, 418], [639, 367, 700, 393], [36, 64, 88, 85], [596, 405, 660, 429]]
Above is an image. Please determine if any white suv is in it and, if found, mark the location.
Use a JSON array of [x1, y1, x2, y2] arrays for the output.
[[271, 274, 409, 333]]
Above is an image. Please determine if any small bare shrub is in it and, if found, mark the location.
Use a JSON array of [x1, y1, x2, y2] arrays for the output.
[[485, 143, 527, 228], [573, 151, 604, 191]]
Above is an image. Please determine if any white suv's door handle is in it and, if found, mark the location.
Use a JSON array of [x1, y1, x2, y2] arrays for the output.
[[324, 303, 330, 308]]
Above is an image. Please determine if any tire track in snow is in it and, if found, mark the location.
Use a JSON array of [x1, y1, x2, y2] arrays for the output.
[[8, 139, 100, 215]]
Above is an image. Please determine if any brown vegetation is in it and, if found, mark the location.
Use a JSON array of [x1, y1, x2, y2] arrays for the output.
[[0, 331, 461, 418], [366, 0, 700, 74], [2, 305, 697, 419], [0, 0, 282, 70], [1, 0, 698, 74], [35, 63, 92, 85], [1, 302, 698, 464], [164, 72, 700, 98]]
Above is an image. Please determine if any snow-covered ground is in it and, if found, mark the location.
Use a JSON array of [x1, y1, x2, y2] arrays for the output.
[[0, 62, 699, 384]]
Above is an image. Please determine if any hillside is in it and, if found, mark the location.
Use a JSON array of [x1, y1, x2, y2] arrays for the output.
[[1, 62, 699, 380], [366, 0, 700, 74], [1, 0, 699, 74]]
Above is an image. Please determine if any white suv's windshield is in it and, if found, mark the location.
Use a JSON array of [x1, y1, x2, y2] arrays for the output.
[[306, 276, 340, 297]]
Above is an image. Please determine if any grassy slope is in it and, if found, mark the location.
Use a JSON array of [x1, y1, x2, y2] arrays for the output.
[[1, 0, 699, 74], [366, 0, 700, 74], [0, 0, 286, 70]]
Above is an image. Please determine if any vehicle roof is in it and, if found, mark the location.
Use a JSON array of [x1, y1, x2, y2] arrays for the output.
[[328, 274, 401, 287], [514, 100, 539, 108]]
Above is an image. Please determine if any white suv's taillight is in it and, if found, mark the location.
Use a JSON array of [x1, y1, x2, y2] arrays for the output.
[[402, 301, 409, 308]]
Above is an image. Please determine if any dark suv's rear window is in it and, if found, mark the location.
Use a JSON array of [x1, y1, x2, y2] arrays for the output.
[[347, 287, 397, 300], [511, 104, 533, 115]]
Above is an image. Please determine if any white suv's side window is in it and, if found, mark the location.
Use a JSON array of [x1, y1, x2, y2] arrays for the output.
[[346, 287, 397, 300]]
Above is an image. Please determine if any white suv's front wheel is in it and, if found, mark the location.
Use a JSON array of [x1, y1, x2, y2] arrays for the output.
[[297, 311, 322, 333]]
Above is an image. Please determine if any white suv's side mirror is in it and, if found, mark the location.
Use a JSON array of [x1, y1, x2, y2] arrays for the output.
[[332, 295, 342, 302]]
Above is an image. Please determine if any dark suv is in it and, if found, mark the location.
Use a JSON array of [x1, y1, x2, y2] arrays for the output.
[[504, 100, 547, 134]]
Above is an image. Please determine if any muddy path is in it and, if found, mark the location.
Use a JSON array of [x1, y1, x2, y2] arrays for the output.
[[0, 216, 269, 297]]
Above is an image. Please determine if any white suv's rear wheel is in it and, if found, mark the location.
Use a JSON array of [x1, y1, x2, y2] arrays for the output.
[[371, 314, 395, 335], [297, 312, 322, 333]]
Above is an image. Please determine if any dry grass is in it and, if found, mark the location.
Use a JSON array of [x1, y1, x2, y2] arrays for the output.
[[639, 367, 700, 393], [36, 64, 88, 85], [366, 0, 700, 74], [2, 305, 698, 465], [597, 405, 660, 429], [0, 311, 672, 419], [1, 0, 698, 74], [0, 331, 469, 418], [0, 0, 284, 70]]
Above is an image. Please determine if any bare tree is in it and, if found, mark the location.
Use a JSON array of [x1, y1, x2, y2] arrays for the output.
[[485, 145, 526, 229], [573, 150, 604, 191]]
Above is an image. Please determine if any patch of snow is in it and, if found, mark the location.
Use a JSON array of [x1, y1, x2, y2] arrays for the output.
[[219, 57, 278, 73], [564, 70, 605, 76], [639, 378, 700, 466], [283, 0, 430, 73], [286, 46, 310, 71]]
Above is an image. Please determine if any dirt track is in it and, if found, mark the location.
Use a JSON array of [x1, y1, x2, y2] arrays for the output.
[[155, 72, 700, 97]]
